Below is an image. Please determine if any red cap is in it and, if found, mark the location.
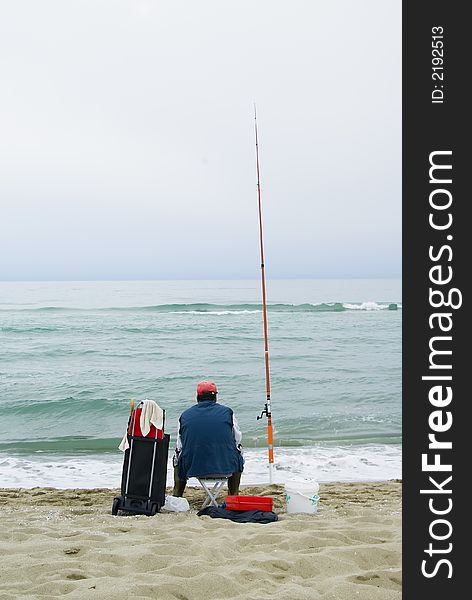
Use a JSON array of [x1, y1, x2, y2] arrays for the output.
[[196, 380, 217, 396]]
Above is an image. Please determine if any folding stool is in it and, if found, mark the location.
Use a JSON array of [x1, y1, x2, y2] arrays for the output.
[[197, 475, 231, 508]]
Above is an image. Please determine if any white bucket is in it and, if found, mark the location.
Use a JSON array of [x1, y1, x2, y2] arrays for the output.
[[284, 480, 320, 514]]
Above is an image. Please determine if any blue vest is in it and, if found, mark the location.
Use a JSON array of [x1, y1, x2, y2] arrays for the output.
[[178, 400, 244, 480]]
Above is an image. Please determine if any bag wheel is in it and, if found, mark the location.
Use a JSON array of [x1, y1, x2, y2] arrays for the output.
[[150, 503, 158, 516], [112, 497, 120, 516]]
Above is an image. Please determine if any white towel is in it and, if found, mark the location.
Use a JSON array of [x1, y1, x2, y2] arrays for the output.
[[118, 430, 130, 452], [140, 399, 164, 436], [118, 399, 164, 452]]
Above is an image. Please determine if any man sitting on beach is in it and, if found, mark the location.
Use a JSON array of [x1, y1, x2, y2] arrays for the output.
[[172, 380, 244, 497]]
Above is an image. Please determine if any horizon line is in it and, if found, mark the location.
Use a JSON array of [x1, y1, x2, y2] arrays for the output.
[[0, 276, 402, 283]]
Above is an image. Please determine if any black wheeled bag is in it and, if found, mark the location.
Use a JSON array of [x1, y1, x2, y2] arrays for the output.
[[112, 403, 170, 516]]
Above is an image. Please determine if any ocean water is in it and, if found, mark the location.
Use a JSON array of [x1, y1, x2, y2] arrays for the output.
[[0, 279, 401, 487]]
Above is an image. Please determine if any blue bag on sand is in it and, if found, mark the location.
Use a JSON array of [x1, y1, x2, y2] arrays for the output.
[[197, 506, 278, 523]]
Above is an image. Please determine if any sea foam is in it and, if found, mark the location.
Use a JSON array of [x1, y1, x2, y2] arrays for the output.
[[0, 444, 401, 489]]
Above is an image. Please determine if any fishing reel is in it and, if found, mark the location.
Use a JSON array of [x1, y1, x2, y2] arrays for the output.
[[257, 403, 269, 420]]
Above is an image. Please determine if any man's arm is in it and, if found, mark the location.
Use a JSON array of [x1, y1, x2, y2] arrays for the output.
[[172, 420, 182, 466], [232, 414, 243, 452]]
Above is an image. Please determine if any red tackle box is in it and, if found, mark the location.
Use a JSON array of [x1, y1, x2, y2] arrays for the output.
[[225, 495, 273, 512]]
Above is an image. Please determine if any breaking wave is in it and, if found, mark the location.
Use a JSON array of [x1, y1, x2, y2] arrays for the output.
[[1, 302, 400, 314]]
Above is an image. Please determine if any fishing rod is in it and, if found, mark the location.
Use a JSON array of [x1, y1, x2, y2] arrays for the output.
[[254, 105, 274, 485]]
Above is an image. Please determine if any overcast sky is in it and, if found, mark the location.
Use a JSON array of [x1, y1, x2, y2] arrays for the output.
[[0, 0, 401, 281]]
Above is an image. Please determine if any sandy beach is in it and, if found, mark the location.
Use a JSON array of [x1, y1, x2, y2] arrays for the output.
[[0, 481, 401, 599]]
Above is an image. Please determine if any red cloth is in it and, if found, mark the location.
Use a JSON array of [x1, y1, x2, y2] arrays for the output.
[[128, 407, 163, 439]]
